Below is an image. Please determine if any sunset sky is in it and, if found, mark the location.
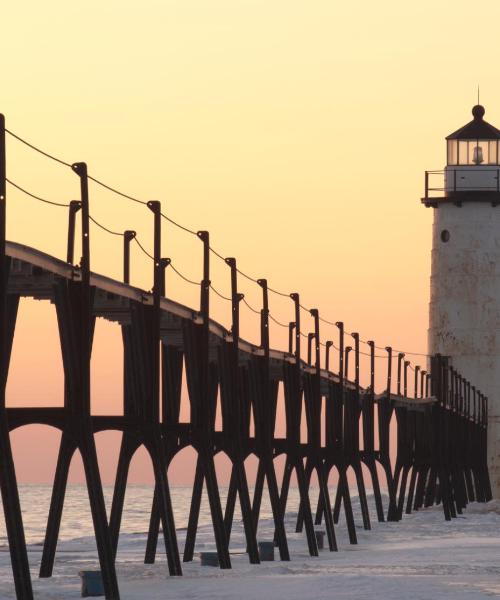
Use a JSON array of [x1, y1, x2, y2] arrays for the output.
[[2, 0, 500, 484]]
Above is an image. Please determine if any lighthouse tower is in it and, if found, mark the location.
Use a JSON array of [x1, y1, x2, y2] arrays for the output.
[[424, 104, 500, 497]]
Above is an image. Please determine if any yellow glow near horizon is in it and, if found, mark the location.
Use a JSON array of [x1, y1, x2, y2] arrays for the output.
[[3, 0, 500, 483]]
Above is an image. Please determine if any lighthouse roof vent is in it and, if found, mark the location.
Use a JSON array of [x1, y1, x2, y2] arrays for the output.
[[446, 105, 500, 140]]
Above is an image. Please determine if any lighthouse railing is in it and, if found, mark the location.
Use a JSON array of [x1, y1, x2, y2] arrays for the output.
[[424, 168, 500, 200]]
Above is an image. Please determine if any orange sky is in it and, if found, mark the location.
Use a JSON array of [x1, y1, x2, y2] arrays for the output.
[[3, 0, 500, 484]]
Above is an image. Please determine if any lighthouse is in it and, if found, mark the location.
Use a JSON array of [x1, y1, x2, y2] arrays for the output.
[[423, 104, 500, 498]]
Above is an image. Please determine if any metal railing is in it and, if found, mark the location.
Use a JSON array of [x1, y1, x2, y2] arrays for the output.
[[424, 168, 500, 198]]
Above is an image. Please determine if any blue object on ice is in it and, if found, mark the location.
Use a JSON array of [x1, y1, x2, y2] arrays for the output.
[[79, 570, 104, 597], [200, 551, 219, 567], [258, 541, 275, 561]]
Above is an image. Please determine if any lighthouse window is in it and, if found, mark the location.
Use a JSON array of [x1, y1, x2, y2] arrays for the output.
[[458, 141, 468, 164], [489, 140, 498, 164], [447, 140, 458, 165], [449, 139, 500, 166], [469, 140, 489, 165], [441, 230, 450, 243]]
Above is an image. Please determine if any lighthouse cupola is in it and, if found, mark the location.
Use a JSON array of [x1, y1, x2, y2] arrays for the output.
[[443, 105, 500, 199]]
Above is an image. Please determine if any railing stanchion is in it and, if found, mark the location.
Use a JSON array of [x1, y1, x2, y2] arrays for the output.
[[325, 340, 333, 372], [344, 346, 352, 379], [123, 230, 136, 284], [403, 360, 410, 397], [397, 352, 405, 396], [386, 346, 393, 398], [420, 370, 426, 398], [288, 321, 295, 354], [336, 322, 344, 387], [66, 200, 81, 265], [257, 278, 269, 352], [72, 162, 90, 284], [307, 332, 314, 366], [159, 258, 171, 297], [197, 231, 210, 319], [414, 365, 420, 399]]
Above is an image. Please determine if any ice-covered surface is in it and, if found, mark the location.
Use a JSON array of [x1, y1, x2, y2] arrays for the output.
[[1, 486, 499, 599]]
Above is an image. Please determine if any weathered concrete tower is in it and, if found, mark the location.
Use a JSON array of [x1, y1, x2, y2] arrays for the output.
[[423, 104, 500, 497]]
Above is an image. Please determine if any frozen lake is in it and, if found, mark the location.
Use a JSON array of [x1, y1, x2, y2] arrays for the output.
[[0, 485, 499, 599]]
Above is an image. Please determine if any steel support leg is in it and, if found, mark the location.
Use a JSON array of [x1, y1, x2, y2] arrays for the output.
[[147, 435, 182, 575], [333, 467, 357, 544], [203, 453, 231, 568], [223, 468, 237, 542], [234, 460, 260, 564], [181, 459, 204, 563], [0, 416, 33, 599], [110, 435, 138, 558], [251, 460, 266, 524], [405, 467, 418, 515], [39, 434, 76, 578], [317, 464, 337, 551], [80, 428, 120, 598], [144, 485, 160, 564], [353, 461, 371, 530], [367, 460, 385, 522], [265, 459, 290, 560]]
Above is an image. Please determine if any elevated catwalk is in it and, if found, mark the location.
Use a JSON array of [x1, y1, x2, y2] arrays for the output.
[[0, 240, 491, 600]]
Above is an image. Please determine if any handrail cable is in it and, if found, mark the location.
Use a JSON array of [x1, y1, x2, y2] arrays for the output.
[[169, 262, 200, 286], [5, 129, 73, 168], [268, 313, 289, 328], [89, 215, 123, 237], [6, 179, 70, 208], [160, 211, 197, 237], [88, 175, 147, 207], [134, 236, 155, 261], [210, 284, 232, 302], [242, 297, 261, 315]]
